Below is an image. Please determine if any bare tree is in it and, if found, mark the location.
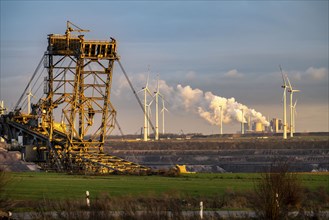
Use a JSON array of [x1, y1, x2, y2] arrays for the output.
[[250, 161, 303, 220]]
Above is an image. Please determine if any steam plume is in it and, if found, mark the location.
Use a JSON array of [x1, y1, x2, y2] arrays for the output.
[[174, 85, 269, 126]]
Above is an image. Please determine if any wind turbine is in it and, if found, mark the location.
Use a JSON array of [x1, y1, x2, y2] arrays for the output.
[[22, 87, 36, 115], [26, 89, 33, 114], [138, 73, 152, 141], [286, 75, 300, 137], [279, 65, 288, 139]]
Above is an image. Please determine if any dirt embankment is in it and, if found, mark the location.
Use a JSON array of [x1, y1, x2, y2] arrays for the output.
[[0, 142, 39, 172]]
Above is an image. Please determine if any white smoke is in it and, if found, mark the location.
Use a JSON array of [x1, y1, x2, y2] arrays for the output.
[[176, 85, 203, 110], [174, 85, 269, 126]]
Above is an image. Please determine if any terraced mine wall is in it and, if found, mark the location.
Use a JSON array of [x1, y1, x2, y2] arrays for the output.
[[105, 138, 329, 173]]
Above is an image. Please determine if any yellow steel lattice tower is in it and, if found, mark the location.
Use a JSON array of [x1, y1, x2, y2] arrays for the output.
[[0, 22, 150, 174]]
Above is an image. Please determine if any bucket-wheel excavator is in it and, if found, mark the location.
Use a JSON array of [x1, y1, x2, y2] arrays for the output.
[[0, 22, 151, 174]]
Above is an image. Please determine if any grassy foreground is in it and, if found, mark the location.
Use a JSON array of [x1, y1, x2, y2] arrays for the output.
[[3, 172, 328, 201]]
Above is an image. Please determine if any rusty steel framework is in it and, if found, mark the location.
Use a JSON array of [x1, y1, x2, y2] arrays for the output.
[[0, 22, 151, 174]]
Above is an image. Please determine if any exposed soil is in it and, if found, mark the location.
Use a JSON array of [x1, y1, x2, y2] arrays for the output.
[[0, 142, 39, 172]]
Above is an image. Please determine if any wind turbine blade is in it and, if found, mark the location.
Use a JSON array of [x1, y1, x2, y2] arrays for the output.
[[279, 65, 287, 86], [159, 93, 169, 105], [293, 99, 297, 118], [146, 72, 150, 88], [148, 105, 152, 116], [30, 91, 37, 99], [285, 74, 292, 90], [293, 106, 297, 118], [146, 88, 153, 96], [149, 98, 154, 106], [160, 100, 169, 113], [161, 107, 169, 113], [156, 74, 160, 93], [281, 92, 285, 103], [163, 97, 169, 104], [136, 88, 145, 94]]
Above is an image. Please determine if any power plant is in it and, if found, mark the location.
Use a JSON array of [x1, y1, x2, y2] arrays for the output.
[[240, 118, 292, 134]]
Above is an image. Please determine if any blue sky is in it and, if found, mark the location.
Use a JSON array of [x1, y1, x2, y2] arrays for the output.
[[1, 1, 328, 134]]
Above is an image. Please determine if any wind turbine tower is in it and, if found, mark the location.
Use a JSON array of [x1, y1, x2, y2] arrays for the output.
[[286, 75, 300, 137], [218, 105, 223, 135], [147, 102, 152, 139], [241, 108, 245, 135], [143, 87, 148, 141], [153, 74, 167, 140], [279, 65, 288, 139]]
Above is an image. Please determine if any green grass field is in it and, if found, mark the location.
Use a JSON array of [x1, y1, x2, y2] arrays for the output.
[[3, 172, 328, 202]]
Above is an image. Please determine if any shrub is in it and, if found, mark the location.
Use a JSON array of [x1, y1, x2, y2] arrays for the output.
[[249, 161, 303, 220]]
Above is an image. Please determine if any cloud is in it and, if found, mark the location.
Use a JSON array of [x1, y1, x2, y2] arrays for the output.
[[158, 79, 174, 97], [288, 71, 302, 81], [223, 69, 244, 78], [305, 67, 328, 80], [276, 67, 328, 85], [112, 75, 130, 96]]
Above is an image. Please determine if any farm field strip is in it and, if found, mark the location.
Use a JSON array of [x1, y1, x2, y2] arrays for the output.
[[3, 172, 328, 201]]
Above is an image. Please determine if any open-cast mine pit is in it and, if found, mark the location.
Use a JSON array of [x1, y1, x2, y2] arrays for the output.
[[106, 137, 329, 173]]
